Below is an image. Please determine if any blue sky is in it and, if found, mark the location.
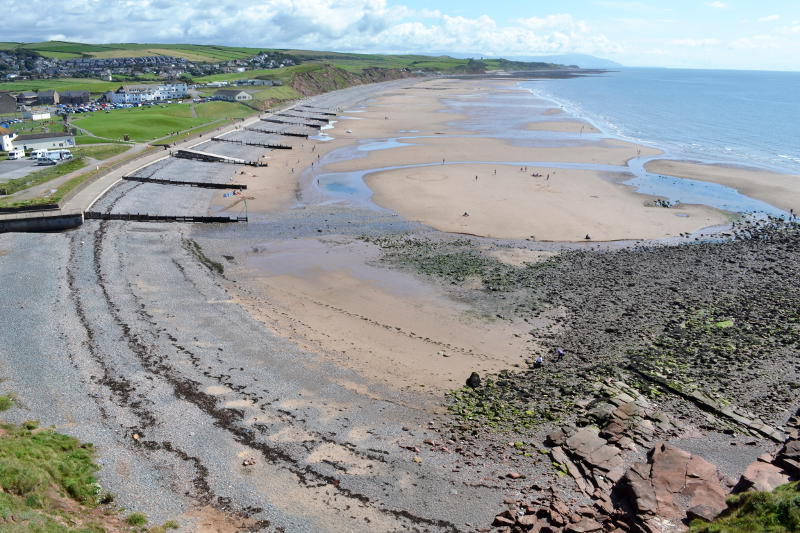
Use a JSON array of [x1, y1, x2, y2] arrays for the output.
[[7, 0, 800, 70]]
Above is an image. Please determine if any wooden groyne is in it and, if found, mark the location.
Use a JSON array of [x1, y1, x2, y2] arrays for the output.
[[245, 126, 309, 139], [281, 112, 332, 122], [173, 149, 266, 167], [297, 106, 337, 116], [211, 137, 292, 150], [84, 212, 247, 223], [122, 176, 247, 190], [261, 118, 323, 129]]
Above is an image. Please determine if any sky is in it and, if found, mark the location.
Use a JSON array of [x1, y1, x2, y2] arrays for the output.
[[7, 0, 800, 70]]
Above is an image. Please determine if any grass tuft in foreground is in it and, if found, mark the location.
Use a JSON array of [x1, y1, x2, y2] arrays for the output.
[[689, 481, 800, 533], [0, 399, 179, 532]]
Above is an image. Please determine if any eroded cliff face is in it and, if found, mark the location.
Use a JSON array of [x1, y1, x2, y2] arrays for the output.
[[290, 65, 415, 96]]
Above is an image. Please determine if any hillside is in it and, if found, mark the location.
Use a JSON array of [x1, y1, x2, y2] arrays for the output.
[[0, 41, 567, 72], [0, 41, 265, 62]]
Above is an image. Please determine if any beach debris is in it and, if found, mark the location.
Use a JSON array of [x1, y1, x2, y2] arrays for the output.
[[242, 457, 256, 467], [466, 372, 481, 388], [584, 234, 591, 240], [462, 211, 470, 217]]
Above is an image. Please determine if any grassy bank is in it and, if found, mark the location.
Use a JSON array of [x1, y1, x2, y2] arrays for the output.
[[0, 145, 155, 209], [0, 394, 178, 532], [690, 482, 800, 532], [72, 144, 131, 161], [0, 157, 87, 197]]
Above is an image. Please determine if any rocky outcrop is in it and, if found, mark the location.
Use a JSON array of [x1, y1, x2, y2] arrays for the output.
[[547, 381, 683, 496], [490, 408, 800, 533], [733, 411, 799, 493], [621, 443, 729, 532]]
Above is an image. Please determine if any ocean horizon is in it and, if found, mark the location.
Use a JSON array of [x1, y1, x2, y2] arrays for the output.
[[524, 67, 800, 175]]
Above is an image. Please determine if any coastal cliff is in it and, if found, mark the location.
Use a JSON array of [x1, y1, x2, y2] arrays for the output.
[[289, 64, 415, 97]]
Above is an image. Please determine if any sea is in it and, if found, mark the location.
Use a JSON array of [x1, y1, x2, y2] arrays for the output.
[[524, 67, 800, 175]]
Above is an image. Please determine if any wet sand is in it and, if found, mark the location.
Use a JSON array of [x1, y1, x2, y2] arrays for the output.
[[524, 120, 600, 134], [645, 159, 800, 213], [225, 236, 536, 392]]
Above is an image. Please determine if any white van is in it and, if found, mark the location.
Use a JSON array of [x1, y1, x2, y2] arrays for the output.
[[7, 148, 25, 160], [29, 149, 48, 159]]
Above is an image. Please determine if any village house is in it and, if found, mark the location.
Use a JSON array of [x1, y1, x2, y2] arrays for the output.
[[16, 91, 37, 107], [36, 89, 59, 105], [214, 89, 253, 102], [14, 131, 75, 151], [59, 90, 91, 105], [0, 92, 17, 114]]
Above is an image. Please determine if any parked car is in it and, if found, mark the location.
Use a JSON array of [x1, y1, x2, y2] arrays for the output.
[[36, 157, 57, 166]]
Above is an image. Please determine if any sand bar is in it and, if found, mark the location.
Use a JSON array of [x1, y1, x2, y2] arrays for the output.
[[366, 164, 727, 241]]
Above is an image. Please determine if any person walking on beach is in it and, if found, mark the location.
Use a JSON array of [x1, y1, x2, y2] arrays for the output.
[[534, 355, 543, 368], [555, 348, 564, 362]]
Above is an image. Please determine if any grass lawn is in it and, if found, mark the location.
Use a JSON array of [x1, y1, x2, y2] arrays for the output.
[[72, 102, 253, 142], [72, 144, 131, 161], [0, 157, 87, 196]]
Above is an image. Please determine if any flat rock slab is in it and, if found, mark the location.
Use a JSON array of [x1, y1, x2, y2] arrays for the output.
[[624, 442, 728, 524], [736, 460, 792, 493]]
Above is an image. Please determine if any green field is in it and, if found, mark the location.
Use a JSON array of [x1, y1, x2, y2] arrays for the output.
[[72, 101, 253, 142], [4, 41, 268, 62], [0, 77, 119, 95]]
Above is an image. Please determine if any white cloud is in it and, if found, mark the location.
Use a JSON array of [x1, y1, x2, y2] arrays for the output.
[[706, 1, 727, 8], [0, 1, 621, 58], [671, 38, 720, 47], [758, 14, 780, 22]]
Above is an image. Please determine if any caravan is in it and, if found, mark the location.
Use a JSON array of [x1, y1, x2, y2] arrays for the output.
[[46, 149, 73, 161], [7, 148, 25, 160]]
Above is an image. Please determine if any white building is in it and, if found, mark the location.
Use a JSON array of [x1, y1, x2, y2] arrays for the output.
[[23, 112, 51, 121], [106, 82, 189, 104], [14, 132, 75, 151], [0, 126, 17, 152]]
